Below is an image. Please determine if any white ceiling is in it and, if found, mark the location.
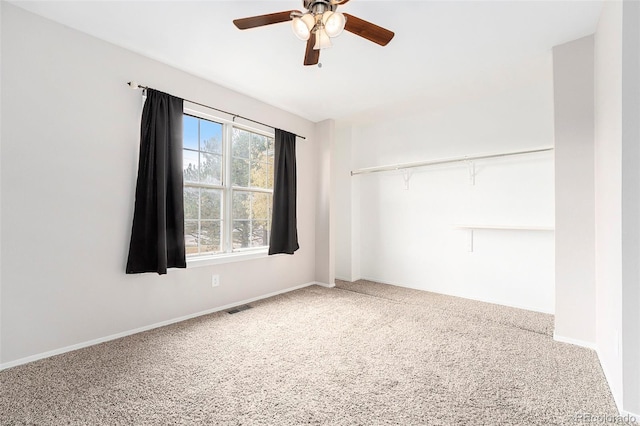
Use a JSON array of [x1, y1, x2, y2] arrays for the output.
[[11, 0, 603, 122]]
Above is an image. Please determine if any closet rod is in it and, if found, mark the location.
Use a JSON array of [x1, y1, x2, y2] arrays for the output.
[[127, 82, 306, 140], [350, 147, 554, 176]]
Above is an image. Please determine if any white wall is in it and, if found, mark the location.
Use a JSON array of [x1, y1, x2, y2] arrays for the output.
[[314, 119, 335, 287], [552, 35, 596, 345], [0, 0, 4, 363], [594, 0, 624, 410], [334, 123, 352, 281], [336, 62, 556, 313], [621, 0, 640, 415], [594, 0, 640, 415], [0, 4, 321, 366], [547, 1, 640, 414]]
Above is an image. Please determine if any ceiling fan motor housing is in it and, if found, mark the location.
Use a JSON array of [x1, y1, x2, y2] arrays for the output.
[[304, 0, 337, 14]]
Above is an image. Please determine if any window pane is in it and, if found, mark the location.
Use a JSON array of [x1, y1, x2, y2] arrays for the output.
[[232, 158, 250, 187], [201, 120, 222, 154], [249, 161, 269, 189], [183, 115, 199, 150], [201, 189, 222, 220], [232, 220, 250, 249], [251, 220, 269, 247], [184, 114, 277, 257], [266, 143, 275, 189], [233, 191, 250, 220], [184, 187, 199, 220], [251, 192, 271, 220], [201, 153, 222, 185], [200, 220, 221, 254], [266, 163, 274, 188], [250, 133, 268, 162], [185, 221, 199, 255], [232, 128, 250, 159], [183, 149, 199, 183]]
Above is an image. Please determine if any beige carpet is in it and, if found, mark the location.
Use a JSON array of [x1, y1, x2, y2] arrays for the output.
[[335, 279, 555, 337], [0, 282, 624, 425]]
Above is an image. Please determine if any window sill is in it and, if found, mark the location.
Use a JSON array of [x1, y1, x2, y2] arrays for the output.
[[186, 249, 272, 267]]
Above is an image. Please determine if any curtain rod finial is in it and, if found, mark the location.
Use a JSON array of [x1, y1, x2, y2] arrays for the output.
[[128, 81, 139, 89]]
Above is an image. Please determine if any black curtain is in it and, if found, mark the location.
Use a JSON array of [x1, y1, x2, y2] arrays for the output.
[[269, 129, 299, 255], [126, 89, 186, 274]]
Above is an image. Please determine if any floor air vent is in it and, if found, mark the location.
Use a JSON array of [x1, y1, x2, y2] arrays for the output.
[[226, 304, 252, 314]]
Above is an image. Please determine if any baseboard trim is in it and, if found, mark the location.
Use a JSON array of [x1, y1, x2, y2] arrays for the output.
[[595, 347, 626, 415], [314, 281, 335, 288], [335, 276, 362, 283], [0, 281, 319, 371], [553, 333, 598, 350], [359, 276, 555, 315]]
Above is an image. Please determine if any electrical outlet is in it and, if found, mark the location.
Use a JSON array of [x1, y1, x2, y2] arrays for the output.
[[211, 274, 220, 288]]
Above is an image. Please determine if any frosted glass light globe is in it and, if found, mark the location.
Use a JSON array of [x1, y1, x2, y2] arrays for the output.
[[291, 13, 316, 41], [291, 17, 310, 41], [313, 28, 333, 50], [301, 13, 316, 31], [322, 11, 346, 38]]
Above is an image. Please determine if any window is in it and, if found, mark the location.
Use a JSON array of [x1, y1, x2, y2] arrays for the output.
[[182, 111, 274, 258]]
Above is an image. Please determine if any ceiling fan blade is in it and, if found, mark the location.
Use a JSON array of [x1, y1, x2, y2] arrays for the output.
[[304, 33, 320, 66], [331, 0, 350, 5], [233, 10, 297, 30], [343, 13, 395, 46]]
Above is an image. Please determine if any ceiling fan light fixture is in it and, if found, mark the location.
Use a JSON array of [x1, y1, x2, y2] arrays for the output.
[[291, 16, 311, 40], [313, 28, 333, 50], [301, 13, 316, 30], [322, 11, 346, 38], [233, 3, 395, 66]]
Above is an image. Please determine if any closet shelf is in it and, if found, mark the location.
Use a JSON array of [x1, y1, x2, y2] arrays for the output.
[[453, 225, 555, 231], [454, 225, 554, 252]]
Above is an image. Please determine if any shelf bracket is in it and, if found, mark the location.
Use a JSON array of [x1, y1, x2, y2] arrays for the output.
[[467, 161, 476, 186], [402, 169, 412, 190]]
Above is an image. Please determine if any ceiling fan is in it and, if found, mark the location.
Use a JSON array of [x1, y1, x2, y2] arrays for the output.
[[233, 0, 394, 66]]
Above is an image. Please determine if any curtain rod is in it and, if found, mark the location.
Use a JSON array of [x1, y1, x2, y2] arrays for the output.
[[127, 82, 306, 140], [350, 147, 554, 176]]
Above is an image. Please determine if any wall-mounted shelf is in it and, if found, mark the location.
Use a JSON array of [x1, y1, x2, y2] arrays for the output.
[[454, 225, 555, 231], [453, 225, 555, 252]]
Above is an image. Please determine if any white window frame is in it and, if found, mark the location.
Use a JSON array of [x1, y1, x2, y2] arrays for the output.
[[183, 104, 275, 267]]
